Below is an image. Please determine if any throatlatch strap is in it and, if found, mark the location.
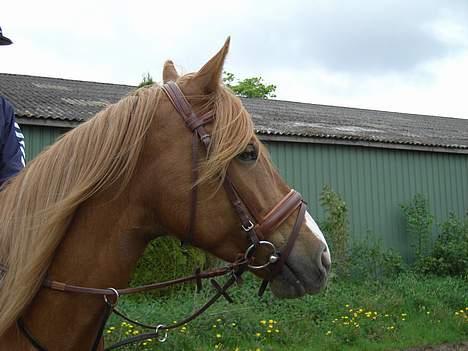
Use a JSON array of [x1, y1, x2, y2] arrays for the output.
[[17, 318, 48, 351]]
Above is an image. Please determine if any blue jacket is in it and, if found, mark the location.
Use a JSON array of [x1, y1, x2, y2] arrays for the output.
[[0, 96, 25, 186]]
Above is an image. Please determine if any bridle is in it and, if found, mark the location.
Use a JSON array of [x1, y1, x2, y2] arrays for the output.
[[9, 81, 307, 350]]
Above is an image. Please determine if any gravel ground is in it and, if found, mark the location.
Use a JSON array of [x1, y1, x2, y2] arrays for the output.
[[404, 342, 468, 351]]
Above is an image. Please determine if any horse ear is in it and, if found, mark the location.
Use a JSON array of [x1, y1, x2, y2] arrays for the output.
[[193, 37, 230, 93], [163, 60, 180, 82]]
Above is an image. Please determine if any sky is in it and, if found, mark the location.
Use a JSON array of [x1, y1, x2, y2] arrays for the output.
[[1, 0, 468, 119]]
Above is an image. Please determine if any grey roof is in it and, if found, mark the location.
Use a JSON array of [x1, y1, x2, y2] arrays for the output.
[[1, 73, 467, 152]]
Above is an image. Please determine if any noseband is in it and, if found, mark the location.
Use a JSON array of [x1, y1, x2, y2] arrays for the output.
[[12, 82, 307, 350]]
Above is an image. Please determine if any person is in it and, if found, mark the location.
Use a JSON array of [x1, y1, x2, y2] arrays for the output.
[[0, 26, 25, 187]]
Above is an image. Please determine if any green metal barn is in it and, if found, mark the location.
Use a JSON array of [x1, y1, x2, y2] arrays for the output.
[[1, 73, 467, 259]]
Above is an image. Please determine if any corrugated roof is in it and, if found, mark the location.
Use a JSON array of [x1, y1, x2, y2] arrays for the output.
[[1, 73, 467, 151]]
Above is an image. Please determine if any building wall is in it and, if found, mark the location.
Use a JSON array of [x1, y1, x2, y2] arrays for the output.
[[265, 141, 468, 259], [21, 125, 68, 162], [20, 124, 468, 259]]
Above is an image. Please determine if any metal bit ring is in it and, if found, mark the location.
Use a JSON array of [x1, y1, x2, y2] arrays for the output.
[[244, 240, 279, 270]]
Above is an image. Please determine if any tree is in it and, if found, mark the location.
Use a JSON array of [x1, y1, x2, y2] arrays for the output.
[[223, 71, 276, 99], [138, 72, 155, 88]]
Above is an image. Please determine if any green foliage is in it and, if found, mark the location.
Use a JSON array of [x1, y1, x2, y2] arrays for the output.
[[401, 194, 434, 260], [138, 72, 155, 88], [348, 232, 405, 281], [105, 273, 468, 350], [319, 185, 350, 277], [223, 71, 277, 98], [130, 237, 207, 296], [416, 213, 468, 277]]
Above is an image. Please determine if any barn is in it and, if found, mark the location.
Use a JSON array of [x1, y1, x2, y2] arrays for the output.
[[1, 73, 467, 259]]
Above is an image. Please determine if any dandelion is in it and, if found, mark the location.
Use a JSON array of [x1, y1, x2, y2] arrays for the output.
[[256, 348, 262, 351], [255, 332, 261, 337], [216, 318, 222, 322], [216, 333, 222, 338], [275, 329, 280, 333], [109, 326, 115, 330], [132, 330, 139, 335], [345, 304, 350, 308], [260, 320, 267, 325], [326, 330, 332, 336]]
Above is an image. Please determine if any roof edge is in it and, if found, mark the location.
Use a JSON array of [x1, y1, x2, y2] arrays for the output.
[[258, 134, 468, 155]]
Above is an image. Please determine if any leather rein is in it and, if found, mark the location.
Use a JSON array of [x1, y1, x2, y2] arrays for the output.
[[7, 81, 307, 350]]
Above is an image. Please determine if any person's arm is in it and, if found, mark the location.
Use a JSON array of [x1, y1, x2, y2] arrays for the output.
[[0, 97, 25, 186]]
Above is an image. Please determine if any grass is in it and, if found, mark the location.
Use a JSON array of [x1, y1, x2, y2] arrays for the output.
[[104, 273, 467, 351]]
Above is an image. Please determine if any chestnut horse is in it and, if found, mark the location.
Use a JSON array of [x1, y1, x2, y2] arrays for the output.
[[0, 39, 330, 350]]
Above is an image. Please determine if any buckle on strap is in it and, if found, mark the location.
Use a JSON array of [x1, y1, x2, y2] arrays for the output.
[[241, 220, 254, 232]]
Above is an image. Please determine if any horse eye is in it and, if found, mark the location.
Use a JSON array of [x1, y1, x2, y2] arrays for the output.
[[237, 144, 258, 162]]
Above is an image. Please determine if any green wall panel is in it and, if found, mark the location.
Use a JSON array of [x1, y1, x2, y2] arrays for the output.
[[21, 125, 68, 162], [19, 123, 468, 260], [265, 141, 468, 259]]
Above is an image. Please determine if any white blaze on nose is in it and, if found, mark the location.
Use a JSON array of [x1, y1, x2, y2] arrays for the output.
[[305, 211, 330, 252]]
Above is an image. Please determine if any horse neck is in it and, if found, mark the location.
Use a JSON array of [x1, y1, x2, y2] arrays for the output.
[[14, 189, 158, 350]]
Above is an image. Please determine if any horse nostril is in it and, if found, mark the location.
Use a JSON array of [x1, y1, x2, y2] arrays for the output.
[[321, 247, 331, 273]]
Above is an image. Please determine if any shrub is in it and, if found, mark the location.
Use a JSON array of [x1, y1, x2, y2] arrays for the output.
[[416, 213, 468, 277], [348, 232, 405, 281], [319, 185, 350, 277], [401, 194, 434, 261], [130, 237, 208, 296]]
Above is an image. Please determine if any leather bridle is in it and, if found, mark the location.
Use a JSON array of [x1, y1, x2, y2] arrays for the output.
[[9, 81, 307, 350]]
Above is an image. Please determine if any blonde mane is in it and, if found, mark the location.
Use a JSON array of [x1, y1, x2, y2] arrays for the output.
[[0, 80, 266, 335], [0, 86, 161, 334]]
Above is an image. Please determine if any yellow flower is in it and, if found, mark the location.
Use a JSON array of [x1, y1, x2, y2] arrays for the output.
[[109, 326, 116, 330], [326, 330, 332, 336], [269, 319, 274, 323], [260, 320, 267, 325], [275, 329, 280, 333], [132, 330, 139, 335], [345, 304, 350, 308], [216, 318, 222, 322], [256, 348, 262, 351], [255, 332, 261, 337], [267, 330, 272, 333], [216, 333, 221, 338]]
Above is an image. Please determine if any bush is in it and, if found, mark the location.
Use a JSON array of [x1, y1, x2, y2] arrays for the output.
[[320, 185, 350, 277], [401, 194, 434, 261], [348, 233, 405, 281], [416, 213, 468, 277], [130, 237, 208, 296]]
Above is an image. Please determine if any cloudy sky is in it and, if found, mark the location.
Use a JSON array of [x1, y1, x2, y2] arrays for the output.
[[1, 0, 468, 118]]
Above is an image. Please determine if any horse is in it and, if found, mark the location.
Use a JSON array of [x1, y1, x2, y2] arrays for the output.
[[0, 38, 331, 350]]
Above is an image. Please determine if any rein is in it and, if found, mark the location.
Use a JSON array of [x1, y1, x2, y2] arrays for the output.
[[7, 82, 307, 350]]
